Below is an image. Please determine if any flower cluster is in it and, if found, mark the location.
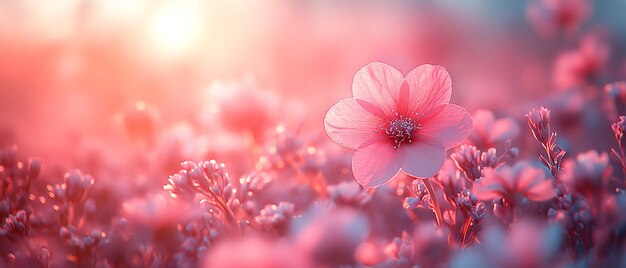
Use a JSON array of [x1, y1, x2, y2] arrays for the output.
[[2, 1, 626, 267]]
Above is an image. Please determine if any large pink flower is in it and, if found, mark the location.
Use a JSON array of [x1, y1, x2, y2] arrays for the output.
[[324, 62, 472, 188]]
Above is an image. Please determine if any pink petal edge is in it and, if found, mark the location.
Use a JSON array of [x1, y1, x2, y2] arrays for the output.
[[324, 98, 384, 150], [352, 140, 402, 188], [352, 62, 405, 117], [419, 104, 473, 149]]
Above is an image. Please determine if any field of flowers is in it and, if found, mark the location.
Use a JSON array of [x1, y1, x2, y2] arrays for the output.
[[1, 1, 626, 267]]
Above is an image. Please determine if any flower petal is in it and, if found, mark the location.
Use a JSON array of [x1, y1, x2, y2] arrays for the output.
[[404, 64, 452, 114], [515, 167, 544, 192], [419, 104, 473, 149], [352, 62, 404, 116], [470, 109, 495, 143], [525, 179, 555, 202], [473, 167, 508, 201], [324, 98, 384, 150], [352, 140, 402, 188], [400, 140, 446, 178], [473, 183, 507, 201], [488, 118, 520, 144]]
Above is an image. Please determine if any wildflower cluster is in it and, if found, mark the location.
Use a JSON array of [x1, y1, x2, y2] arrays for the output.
[[2, 1, 626, 267]]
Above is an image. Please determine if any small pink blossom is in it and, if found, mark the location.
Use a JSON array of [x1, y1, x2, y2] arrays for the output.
[[324, 62, 472, 188], [553, 35, 610, 90], [470, 109, 519, 148], [473, 162, 555, 205], [561, 150, 611, 196]]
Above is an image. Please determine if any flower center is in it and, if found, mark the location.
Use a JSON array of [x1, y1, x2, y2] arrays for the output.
[[380, 115, 422, 149]]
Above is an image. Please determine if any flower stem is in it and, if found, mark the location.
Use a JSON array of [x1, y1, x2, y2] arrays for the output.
[[422, 178, 444, 226]]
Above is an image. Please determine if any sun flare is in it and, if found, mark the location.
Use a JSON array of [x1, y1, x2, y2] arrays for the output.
[[148, 2, 201, 56]]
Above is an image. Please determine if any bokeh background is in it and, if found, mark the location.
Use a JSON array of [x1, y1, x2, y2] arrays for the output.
[[2, 1, 626, 267], [1, 0, 625, 163]]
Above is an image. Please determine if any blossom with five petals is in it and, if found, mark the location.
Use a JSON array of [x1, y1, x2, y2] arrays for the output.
[[324, 62, 472, 188]]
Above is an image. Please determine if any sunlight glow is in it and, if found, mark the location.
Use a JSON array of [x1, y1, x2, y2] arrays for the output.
[[149, 2, 201, 57]]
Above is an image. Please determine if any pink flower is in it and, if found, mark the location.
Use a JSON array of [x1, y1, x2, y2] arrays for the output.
[[553, 35, 610, 90], [324, 62, 472, 188], [473, 162, 555, 205], [470, 109, 519, 148], [205, 80, 280, 141], [561, 150, 611, 196]]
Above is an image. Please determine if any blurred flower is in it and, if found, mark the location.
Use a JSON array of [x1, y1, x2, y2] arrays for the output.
[[469, 109, 519, 148], [0, 147, 41, 216], [526, 0, 591, 36], [51, 170, 95, 204], [202, 236, 310, 268], [561, 150, 611, 196], [121, 101, 159, 145], [254, 202, 295, 234], [206, 80, 280, 142], [436, 159, 467, 202], [549, 192, 592, 233], [411, 223, 450, 267], [373, 224, 450, 267], [0, 210, 29, 240], [120, 194, 194, 228], [553, 35, 610, 90], [59, 225, 105, 253], [378, 231, 414, 267], [473, 220, 563, 268], [154, 122, 212, 173], [324, 62, 472, 188], [292, 206, 369, 266], [327, 181, 371, 206], [354, 240, 387, 266], [257, 127, 304, 171], [473, 162, 555, 205], [403, 178, 429, 210], [450, 145, 500, 182]]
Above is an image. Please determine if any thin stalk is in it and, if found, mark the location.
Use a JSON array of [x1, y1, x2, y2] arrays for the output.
[[421, 177, 444, 226]]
